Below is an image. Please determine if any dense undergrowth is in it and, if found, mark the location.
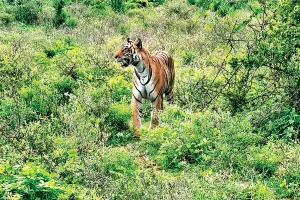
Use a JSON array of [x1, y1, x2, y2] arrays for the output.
[[0, 0, 299, 199]]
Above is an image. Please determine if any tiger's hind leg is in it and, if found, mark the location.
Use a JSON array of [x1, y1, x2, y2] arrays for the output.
[[149, 95, 163, 130], [165, 90, 174, 104]]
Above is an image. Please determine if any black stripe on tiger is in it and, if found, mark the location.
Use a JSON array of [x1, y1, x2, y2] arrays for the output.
[[133, 81, 144, 98], [149, 80, 159, 96], [167, 94, 174, 102], [134, 69, 141, 80], [141, 67, 152, 86], [133, 95, 142, 104]]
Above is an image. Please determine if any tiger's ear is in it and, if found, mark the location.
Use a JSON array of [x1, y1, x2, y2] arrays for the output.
[[135, 38, 142, 49], [127, 38, 133, 43]]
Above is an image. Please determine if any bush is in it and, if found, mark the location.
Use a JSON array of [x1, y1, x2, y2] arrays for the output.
[[19, 82, 56, 117], [53, 0, 68, 27], [100, 148, 136, 179], [190, 0, 249, 16], [108, 75, 131, 102], [141, 106, 261, 170], [111, 0, 126, 12], [43, 38, 77, 59], [259, 107, 300, 141], [0, 162, 79, 199], [83, 0, 109, 15], [119, 23, 130, 35], [0, 12, 14, 25], [14, 0, 42, 25], [54, 76, 76, 104], [249, 144, 280, 178], [182, 50, 195, 65], [105, 103, 133, 145], [65, 16, 78, 28], [38, 6, 56, 26]]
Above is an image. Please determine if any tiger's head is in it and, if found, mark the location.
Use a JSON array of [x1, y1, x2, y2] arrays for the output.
[[114, 38, 143, 68]]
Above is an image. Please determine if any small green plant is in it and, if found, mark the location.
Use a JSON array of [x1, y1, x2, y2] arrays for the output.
[[111, 0, 125, 12], [65, 16, 78, 28], [182, 51, 195, 65], [105, 103, 134, 145], [0, 162, 78, 199], [0, 12, 13, 25], [100, 148, 136, 179], [259, 107, 300, 141], [108, 75, 131, 102], [249, 144, 280, 178], [119, 24, 130, 36]]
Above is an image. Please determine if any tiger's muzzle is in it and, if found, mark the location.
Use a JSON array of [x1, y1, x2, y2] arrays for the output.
[[116, 55, 133, 68]]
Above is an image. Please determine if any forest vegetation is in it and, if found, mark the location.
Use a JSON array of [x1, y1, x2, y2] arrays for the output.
[[0, 0, 299, 199]]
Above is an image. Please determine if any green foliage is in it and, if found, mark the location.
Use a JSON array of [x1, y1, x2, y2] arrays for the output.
[[0, 162, 79, 199], [14, 0, 42, 25], [110, 0, 126, 12], [119, 23, 130, 36], [141, 105, 261, 170], [0, 0, 300, 199], [100, 148, 136, 178], [44, 38, 77, 58], [108, 75, 131, 102], [149, 0, 163, 6], [259, 107, 300, 141], [105, 103, 134, 145], [53, 0, 68, 27], [83, 0, 109, 15], [189, 0, 249, 16], [249, 144, 280, 177], [65, 16, 78, 28], [106, 103, 131, 132], [0, 12, 14, 25], [182, 50, 195, 65]]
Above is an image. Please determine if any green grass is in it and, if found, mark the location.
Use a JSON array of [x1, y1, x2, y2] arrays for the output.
[[0, 0, 299, 199]]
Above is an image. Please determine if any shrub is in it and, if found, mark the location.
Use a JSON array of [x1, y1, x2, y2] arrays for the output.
[[190, 0, 249, 16], [53, 0, 68, 27], [100, 148, 136, 179], [149, 0, 163, 6], [0, 162, 79, 199], [111, 0, 126, 12], [182, 50, 195, 65], [44, 38, 77, 58], [54, 76, 76, 104], [105, 103, 133, 145], [249, 144, 280, 178], [108, 75, 131, 102], [14, 0, 42, 25], [119, 23, 130, 36], [19, 82, 56, 117], [141, 106, 262, 170], [259, 107, 300, 141], [65, 16, 78, 28], [0, 12, 14, 25], [38, 6, 56, 26], [83, 0, 109, 15]]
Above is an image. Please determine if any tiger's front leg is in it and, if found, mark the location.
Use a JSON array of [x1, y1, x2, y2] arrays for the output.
[[131, 95, 142, 137], [149, 95, 163, 130]]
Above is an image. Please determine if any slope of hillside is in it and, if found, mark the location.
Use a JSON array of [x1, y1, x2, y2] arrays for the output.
[[0, 0, 299, 199]]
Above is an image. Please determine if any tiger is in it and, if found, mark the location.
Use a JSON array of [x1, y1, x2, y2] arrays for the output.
[[114, 38, 175, 137]]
